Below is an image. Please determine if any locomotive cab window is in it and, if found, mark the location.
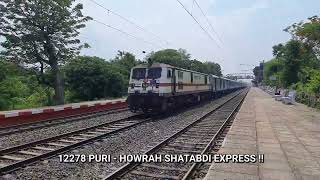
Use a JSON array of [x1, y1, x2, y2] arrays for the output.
[[132, 68, 146, 80], [147, 67, 162, 79]]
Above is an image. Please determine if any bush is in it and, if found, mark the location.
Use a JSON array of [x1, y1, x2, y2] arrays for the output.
[[65, 56, 127, 101]]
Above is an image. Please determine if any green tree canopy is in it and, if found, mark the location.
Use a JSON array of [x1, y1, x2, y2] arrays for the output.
[[306, 70, 320, 94], [263, 15, 320, 94], [285, 15, 320, 56], [0, 60, 51, 110], [269, 40, 308, 87], [110, 51, 141, 78], [147, 48, 222, 76], [146, 49, 191, 68], [0, 0, 92, 105], [263, 59, 282, 87], [202, 62, 222, 76], [65, 56, 126, 101]]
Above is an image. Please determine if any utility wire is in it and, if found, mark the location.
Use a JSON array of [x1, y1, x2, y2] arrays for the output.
[[87, 0, 170, 46], [92, 19, 162, 48], [176, 0, 221, 49], [193, 0, 223, 44]]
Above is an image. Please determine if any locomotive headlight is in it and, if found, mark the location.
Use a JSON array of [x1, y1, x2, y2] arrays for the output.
[[131, 83, 135, 89]]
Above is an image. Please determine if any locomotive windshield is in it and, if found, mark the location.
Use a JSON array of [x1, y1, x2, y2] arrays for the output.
[[132, 68, 146, 80], [147, 67, 162, 79]]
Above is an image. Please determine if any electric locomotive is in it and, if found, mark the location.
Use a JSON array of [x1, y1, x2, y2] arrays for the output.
[[127, 63, 245, 113]]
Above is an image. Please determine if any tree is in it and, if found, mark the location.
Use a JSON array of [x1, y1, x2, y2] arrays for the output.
[[262, 59, 282, 87], [146, 48, 222, 75], [269, 39, 317, 88], [0, 77, 28, 109], [111, 51, 139, 78], [0, 0, 92, 105], [272, 44, 285, 58], [146, 49, 190, 68], [270, 40, 302, 87], [0, 60, 50, 110], [201, 62, 222, 76], [262, 15, 320, 98], [306, 70, 320, 95], [253, 66, 259, 78], [0, 59, 9, 81], [65, 56, 126, 101], [285, 16, 320, 56], [177, 48, 191, 60]]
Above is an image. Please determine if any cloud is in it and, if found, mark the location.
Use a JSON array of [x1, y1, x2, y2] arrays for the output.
[[79, 0, 271, 74], [1, 0, 318, 75]]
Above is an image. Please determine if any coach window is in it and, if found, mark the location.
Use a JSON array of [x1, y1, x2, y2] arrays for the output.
[[205, 75, 207, 84], [191, 72, 193, 83], [178, 71, 183, 79], [167, 69, 172, 78]]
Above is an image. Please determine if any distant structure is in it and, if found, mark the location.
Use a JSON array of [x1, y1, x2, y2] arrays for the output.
[[252, 62, 264, 86], [225, 73, 254, 80], [257, 62, 264, 82]]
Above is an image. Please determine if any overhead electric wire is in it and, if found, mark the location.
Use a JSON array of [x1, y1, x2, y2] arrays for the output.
[[87, 0, 170, 46], [176, 0, 221, 49], [193, 0, 223, 44], [92, 19, 162, 48]]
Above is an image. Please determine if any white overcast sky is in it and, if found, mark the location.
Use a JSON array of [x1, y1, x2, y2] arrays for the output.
[[1, 0, 320, 75]]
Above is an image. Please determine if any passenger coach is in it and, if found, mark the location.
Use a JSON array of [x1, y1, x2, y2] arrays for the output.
[[127, 63, 245, 113]]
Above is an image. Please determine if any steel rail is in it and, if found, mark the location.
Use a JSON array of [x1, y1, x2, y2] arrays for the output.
[[182, 89, 248, 179], [0, 114, 148, 174], [103, 89, 248, 180]]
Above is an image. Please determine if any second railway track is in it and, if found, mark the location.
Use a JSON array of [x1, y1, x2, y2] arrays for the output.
[[0, 113, 149, 174], [104, 88, 249, 180]]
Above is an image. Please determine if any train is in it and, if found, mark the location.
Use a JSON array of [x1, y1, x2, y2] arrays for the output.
[[127, 63, 246, 113]]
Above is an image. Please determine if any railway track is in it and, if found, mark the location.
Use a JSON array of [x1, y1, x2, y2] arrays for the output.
[[104, 88, 248, 180], [0, 113, 149, 174], [188, 114, 235, 180], [0, 108, 129, 137]]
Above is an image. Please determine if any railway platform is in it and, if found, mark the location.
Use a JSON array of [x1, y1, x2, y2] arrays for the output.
[[0, 98, 127, 114], [204, 87, 320, 180], [0, 98, 127, 127]]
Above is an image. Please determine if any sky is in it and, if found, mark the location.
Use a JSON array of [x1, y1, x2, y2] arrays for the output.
[[2, 0, 320, 75]]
